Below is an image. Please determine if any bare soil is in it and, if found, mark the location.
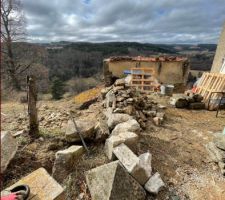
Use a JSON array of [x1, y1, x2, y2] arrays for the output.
[[1, 96, 225, 200]]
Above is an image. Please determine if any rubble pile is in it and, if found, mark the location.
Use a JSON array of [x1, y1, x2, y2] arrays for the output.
[[102, 78, 166, 128], [206, 132, 225, 176], [84, 78, 166, 199], [86, 144, 165, 199], [170, 92, 205, 109]]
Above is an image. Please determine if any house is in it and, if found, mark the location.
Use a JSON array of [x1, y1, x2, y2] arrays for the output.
[[103, 56, 190, 92], [211, 23, 225, 74]]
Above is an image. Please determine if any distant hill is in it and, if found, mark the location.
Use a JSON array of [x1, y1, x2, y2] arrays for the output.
[[11, 41, 216, 84]]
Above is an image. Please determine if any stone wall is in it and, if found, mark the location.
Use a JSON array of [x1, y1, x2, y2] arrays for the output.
[[211, 23, 225, 73]]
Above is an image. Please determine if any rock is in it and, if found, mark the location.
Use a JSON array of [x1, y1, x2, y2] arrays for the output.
[[157, 104, 167, 109], [107, 113, 133, 130], [94, 121, 110, 142], [193, 94, 204, 102], [143, 110, 157, 117], [156, 112, 165, 119], [113, 108, 124, 113], [52, 146, 84, 183], [170, 95, 188, 108], [65, 119, 95, 142], [116, 96, 125, 102], [105, 132, 139, 160], [214, 135, 225, 151], [144, 172, 165, 194], [12, 130, 26, 137], [189, 102, 205, 110], [124, 105, 135, 115], [111, 119, 141, 136], [2, 168, 65, 199], [114, 78, 125, 86], [106, 90, 116, 109], [206, 142, 225, 162], [153, 117, 163, 126], [101, 86, 113, 99], [104, 107, 113, 118], [139, 111, 147, 122], [135, 152, 152, 184], [39, 137, 44, 142], [113, 144, 151, 185], [127, 98, 134, 103], [86, 161, 146, 200], [113, 86, 125, 92], [1, 131, 18, 172]]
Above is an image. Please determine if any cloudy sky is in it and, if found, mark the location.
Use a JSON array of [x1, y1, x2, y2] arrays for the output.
[[21, 0, 225, 44]]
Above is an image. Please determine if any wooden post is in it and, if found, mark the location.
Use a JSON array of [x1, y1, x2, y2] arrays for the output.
[[27, 75, 39, 138]]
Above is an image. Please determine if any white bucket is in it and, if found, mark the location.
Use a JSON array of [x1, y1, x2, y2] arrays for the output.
[[165, 85, 174, 96], [160, 85, 166, 95]]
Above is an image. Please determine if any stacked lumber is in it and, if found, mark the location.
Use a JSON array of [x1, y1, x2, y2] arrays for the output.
[[195, 72, 225, 108], [130, 68, 159, 92]]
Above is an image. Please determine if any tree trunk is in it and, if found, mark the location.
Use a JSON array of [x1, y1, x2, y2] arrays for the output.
[[27, 75, 39, 138], [6, 39, 21, 91]]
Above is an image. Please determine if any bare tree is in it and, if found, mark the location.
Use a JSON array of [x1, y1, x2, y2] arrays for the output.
[[1, 0, 27, 90]]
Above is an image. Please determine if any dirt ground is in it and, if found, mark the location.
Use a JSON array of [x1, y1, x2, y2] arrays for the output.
[[1, 96, 225, 200]]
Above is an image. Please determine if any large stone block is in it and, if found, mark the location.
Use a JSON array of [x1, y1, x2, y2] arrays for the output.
[[107, 113, 133, 130], [111, 119, 140, 136], [113, 144, 151, 185], [1, 131, 18, 172], [52, 145, 84, 183], [144, 172, 165, 194], [105, 132, 139, 160], [2, 168, 65, 200], [65, 119, 95, 142], [214, 134, 225, 151], [85, 161, 146, 200], [132, 152, 152, 185], [113, 144, 139, 173]]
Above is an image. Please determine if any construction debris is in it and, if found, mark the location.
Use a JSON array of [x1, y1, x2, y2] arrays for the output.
[[113, 144, 152, 185], [144, 172, 165, 194], [105, 132, 138, 160], [65, 119, 96, 142], [111, 119, 141, 136], [1, 131, 18, 172], [170, 93, 205, 109], [206, 132, 225, 176], [103, 78, 166, 128], [2, 168, 65, 200], [52, 145, 84, 183], [85, 161, 146, 200]]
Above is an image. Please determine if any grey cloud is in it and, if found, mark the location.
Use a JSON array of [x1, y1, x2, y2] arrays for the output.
[[21, 0, 225, 43]]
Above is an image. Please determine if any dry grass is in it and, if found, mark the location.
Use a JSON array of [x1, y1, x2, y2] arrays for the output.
[[74, 86, 103, 104]]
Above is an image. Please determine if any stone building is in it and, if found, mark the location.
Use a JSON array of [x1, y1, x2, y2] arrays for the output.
[[103, 56, 190, 92], [211, 23, 225, 74]]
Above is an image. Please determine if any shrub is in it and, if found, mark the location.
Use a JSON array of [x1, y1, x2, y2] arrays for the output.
[[51, 77, 65, 100]]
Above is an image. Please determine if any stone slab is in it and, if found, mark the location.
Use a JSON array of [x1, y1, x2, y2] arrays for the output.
[[105, 132, 138, 160], [1, 131, 18, 172], [144, 172, 165, 194], [111, 119, 140, 136], [2, 168, 65, 200], [53, 145, 84, 183], [86, 161, 146, 200]]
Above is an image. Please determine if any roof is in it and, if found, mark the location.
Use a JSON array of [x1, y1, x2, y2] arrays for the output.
[[104, 56, 188, 62]]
